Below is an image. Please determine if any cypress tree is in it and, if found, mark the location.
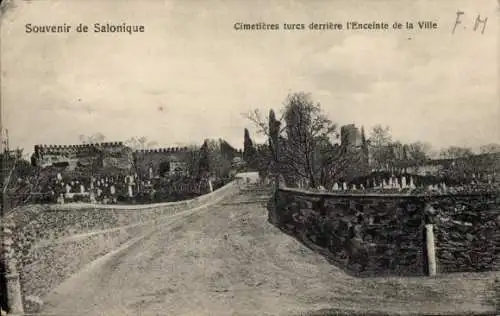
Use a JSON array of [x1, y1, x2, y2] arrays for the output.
[[243, 128, 256, 164], [198, 140, 210, 176]]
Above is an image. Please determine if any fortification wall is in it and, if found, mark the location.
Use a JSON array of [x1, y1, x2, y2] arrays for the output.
[[133, 147, 193, 175], [3, 180, 239, 312], [35, 142, 126, 155], [270, 187, 500, 277]]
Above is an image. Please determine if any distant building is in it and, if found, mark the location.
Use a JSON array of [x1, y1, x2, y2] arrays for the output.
[[341, 124, 363, 148], [339, 124, 370, 178]]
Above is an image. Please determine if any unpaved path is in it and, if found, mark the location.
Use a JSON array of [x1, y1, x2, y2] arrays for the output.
[[41, 190, 498, 316]]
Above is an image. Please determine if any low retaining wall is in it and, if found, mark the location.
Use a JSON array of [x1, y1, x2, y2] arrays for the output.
[[270, 187, 500, 277], [2, 180, 239, 312]]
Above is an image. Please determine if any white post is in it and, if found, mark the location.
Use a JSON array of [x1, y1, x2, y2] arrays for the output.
[[208, 179, 213, 192], [425, 224, 437, 276], [2, 222, 25, 314]]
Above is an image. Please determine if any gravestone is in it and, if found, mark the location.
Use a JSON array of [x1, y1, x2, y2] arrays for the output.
[[409, 177, 416, 189], [90, 192, 96, 203]]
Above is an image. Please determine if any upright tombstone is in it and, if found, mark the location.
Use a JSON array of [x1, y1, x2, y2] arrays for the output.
[[90, 191, 96, 203], [80, 184, 85, 194], [409, 177, 416, 189], [128, 176, 134, 197], [440, 182, 447, 192], [149, 167, 153, 179], [342, 182, 347, 191], [332, 183, 339, 191], [401, 176, 407, 188]]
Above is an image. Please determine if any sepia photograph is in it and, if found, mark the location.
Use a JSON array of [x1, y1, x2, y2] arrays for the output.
[[1, 0, 499, 315]]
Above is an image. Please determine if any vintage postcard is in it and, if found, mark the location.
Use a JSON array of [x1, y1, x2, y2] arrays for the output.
[[0, 0, 499, 315]]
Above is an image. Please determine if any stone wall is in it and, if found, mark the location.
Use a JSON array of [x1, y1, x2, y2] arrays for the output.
[[270, 187, 500, 277], [431, 193, 500, 273], [2, 180, 239, 312]]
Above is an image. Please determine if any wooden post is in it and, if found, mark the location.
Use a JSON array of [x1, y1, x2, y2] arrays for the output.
[[2, 222, 24, 314], [425, 223, 437, 276]]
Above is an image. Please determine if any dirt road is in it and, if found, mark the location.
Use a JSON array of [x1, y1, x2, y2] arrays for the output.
[[41, 189, 498, 316]]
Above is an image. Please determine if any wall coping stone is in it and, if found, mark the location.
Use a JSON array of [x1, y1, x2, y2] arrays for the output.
[[7, 180, 238, 214], [279, 186, 499, 199]]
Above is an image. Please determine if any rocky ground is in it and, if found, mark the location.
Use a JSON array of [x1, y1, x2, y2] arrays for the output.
[[40, 189, 498, 316]]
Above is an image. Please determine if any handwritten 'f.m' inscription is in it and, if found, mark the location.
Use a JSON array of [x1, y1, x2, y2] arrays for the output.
[[452, 10, 488, 34]]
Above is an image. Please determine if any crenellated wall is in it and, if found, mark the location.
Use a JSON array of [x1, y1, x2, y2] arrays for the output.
[[2, 180, 239, 313], [35, 142, 126, 155], [133, 147, 194, 176], [269, 187, 500, 277]]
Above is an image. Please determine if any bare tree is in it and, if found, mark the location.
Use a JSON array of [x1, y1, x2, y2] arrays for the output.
[[368, 125, 393, 170], [439, 146, 474, 159], [280, 92, 340, 187], [125, 136, 158, 150], [405, 142, 432, 165], [246, 92, 361, 189], [480, 143, 500, 154], [78, 133, 106, 144]]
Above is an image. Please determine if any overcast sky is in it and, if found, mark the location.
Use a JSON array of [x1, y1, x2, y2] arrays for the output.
[[1, 0, 498, 154]]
